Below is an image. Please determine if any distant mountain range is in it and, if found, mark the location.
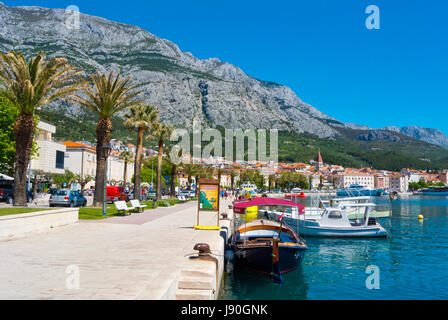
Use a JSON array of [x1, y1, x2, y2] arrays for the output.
[[1, 2, 448, 152]]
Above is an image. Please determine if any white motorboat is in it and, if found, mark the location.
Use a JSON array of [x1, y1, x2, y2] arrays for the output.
[[260, 202, 389, 238]]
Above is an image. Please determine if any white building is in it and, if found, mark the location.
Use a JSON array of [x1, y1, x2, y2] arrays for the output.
[[106, 153, 134, 185], [400, 169, 421, 183], [64, 141, 97, 178], [389, 174, 409, 193], [30, 121, 66, 175], [334, 174, 375, 189], [65, 141, 134, 187]]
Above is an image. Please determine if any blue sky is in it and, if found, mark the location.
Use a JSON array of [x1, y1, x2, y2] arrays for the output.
[[4, 0, 448, 134]]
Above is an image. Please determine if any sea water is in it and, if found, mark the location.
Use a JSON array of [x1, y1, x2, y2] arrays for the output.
[[219, 196, 448, 299]]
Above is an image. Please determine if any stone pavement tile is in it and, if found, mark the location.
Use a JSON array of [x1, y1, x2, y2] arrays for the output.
[[0, 198, 232, 299]]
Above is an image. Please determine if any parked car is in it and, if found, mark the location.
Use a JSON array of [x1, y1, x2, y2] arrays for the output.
[[49, 189, 87, 207], [179, 190, 190, 198], [179, 190, 196, 198], [291, 188, 302, 193], [0, 183, 33, 204]]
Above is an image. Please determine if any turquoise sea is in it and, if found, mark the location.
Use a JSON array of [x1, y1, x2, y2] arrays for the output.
[[219, 196, 448, 300]]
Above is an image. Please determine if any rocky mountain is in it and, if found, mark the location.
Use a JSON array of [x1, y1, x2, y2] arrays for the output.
[[1, 2, 448, 151], [0, 2, 342, 138], [357, 130, 412, 144], [380, 126, 448, 150]]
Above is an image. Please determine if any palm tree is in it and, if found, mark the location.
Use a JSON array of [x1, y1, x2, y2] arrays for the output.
[[124, 104, 159, 199], [216, 168, 223, 187], [119, 151, 134, 188], [182, 163, 197, 191], [165, 145, 179, 198], [268, 174, 275, 192], [229, 169, 238, 191], [150, 123, 174, 200], [0, 51, 84, 206], [70, 71, 141, 206]]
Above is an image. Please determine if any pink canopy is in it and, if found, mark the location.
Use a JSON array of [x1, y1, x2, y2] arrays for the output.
[[233, 197, 305, 214]]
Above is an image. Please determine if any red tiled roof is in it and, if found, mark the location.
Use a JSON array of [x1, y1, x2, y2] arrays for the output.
[[64, 141, 96, 151]]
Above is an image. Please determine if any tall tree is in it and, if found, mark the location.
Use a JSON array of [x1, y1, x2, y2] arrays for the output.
[[182, 163, 197, 191], [0, 51, 84, 206], [119, 151, 134, 188], [268, 174, 275, 192], [165, 145, 179, 198], [150, 123, 174, 200], [124, 104, 159, 200], [70, 71, 141, 207], [229, 169, 238, 190], [0, 97, 18, 176], [216, 168, 223, 187]]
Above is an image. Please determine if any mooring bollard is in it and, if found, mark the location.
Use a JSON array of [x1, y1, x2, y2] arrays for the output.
[[190, 243, 218, 295]]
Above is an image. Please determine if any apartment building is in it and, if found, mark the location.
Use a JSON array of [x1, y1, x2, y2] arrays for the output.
[[334, 173, 375, 188], [389, 174, 409, 193], [30, 121, 66, 175], [374, 174, 390, 189], [64, 141, 97, 178]]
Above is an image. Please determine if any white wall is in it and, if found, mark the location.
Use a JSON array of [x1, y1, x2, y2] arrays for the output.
[[30, 141, 66, 175]]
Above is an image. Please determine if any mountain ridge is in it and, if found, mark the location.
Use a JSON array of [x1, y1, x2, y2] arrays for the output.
[[1, 3, 448, 150]]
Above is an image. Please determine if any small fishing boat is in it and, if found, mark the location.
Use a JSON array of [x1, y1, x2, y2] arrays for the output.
[[230, 197, 307, 283], [288, 195, 390, 219], [263, 202, 389, 238]]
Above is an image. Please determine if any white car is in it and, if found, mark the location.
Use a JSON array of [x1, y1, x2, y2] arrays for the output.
[[291, 188, 302, 193]]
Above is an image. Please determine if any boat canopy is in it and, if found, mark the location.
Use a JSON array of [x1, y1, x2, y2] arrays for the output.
[[233, 197, 305, 214]]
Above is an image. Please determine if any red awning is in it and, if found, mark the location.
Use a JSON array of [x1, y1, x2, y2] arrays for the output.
[[233, 197, 305, 214]]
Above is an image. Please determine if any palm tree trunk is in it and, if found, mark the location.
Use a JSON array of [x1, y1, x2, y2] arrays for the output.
[[187, 175, 192, 190], [33, 174, 38, 200], [195, 175, 199, 197], [93, 117, 112, 207], [170, 164, 177, 197], [13, 113, 35, 206], [134, 127, 144, 200], [123, 161, 128, 188], [156, 138, 163, 200]]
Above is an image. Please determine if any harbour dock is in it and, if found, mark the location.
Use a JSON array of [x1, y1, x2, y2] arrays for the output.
[[0, 199, 233, 300]]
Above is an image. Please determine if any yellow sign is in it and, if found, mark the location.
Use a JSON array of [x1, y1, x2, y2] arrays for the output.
[[199, 184, 219, 211]]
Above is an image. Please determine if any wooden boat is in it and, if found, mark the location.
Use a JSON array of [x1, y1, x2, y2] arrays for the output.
[[230, 197, 307, 283]]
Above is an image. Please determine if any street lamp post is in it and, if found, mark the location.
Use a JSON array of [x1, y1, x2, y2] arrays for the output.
[[102, 145, 112, 217]]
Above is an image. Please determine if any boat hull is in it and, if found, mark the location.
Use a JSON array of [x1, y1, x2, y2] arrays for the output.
[[302, 225, 388, 237], [276, 216, 388, 238], [233, 244, 306, 275]]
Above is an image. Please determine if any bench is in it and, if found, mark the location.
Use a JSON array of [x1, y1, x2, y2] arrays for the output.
[[130, 199, 147, 213], [114, 201, 135, 216]]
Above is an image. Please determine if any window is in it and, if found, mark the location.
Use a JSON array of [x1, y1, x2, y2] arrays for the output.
[[328, 210, 342, 219], [56, 151, 65, 169]]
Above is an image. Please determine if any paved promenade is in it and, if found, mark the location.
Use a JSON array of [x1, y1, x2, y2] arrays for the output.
[[0, 198, 232, 299]]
